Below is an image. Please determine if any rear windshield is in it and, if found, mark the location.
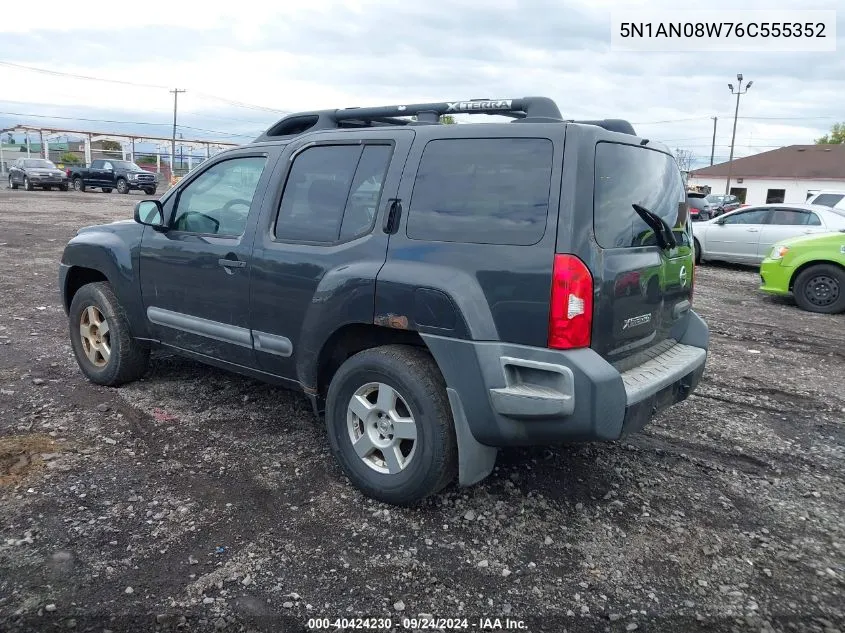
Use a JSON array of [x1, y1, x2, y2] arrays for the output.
[[593, 142, 685, 249], [812, 193, 845, 207], [687, 197, 709, 209]]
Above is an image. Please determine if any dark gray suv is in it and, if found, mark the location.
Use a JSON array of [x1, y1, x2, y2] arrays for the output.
[[59, 96, 709, 505]]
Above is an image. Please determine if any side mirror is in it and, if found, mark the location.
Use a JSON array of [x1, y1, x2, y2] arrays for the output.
[[715, 217, 726, 225], [134, 200, 166, 229]]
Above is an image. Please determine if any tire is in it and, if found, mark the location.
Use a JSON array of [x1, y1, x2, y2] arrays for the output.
[[699, 211, 710, 221], [116, 178, 129, 194], [325, 345, 458, 506], [694, 238, 702, 265], [24, 177, 33, 191], [60, 184, 69, 192], [68, 282, 150, 386], [792, 264, 845, 314], [102, 188, 112, 193], [144, 187, 157, 196], [73, 177, 85, 192], [9, 175, 18, 190]]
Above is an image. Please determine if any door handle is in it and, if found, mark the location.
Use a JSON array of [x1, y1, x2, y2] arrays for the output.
[[218, 258, 246, 269], [746, 228, 760, 232]]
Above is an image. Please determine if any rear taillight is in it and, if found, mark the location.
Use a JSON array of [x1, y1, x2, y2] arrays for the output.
[[548, 254, 593, 350]]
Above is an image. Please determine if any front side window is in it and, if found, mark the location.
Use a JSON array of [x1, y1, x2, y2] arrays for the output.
[[172, 156, 267, 236], [593, 142, 685, 249], [275, 144, 392, 243], [722, 209, 770, 224], [406, 138, 553, 245]]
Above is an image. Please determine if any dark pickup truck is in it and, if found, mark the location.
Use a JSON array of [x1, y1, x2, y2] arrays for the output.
[[67, 159, 158, 195], [59, 96, 709, 506]]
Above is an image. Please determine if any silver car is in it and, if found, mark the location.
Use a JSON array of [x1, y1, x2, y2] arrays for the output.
[[692, 203, 845, 265]]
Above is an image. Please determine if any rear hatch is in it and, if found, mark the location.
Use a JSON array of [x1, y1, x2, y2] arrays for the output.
[[687, 193, 711, 219], [589, 140, 694, 367]]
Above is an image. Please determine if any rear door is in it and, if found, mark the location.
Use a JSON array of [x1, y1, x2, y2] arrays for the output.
[[88, 160, 105, 186], [757, 208, 826, 260], [589, 140, 692, 365], [248, 129, 414, 380]]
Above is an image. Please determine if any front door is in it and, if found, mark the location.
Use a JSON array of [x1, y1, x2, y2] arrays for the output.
[[248, 129, 414, 382], [706, 207, 772, 262], [139, 150, 277, 367]]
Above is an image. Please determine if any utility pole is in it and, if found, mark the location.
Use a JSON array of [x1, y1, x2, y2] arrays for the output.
[[724, 74, 753, 195], [170, 88, 186, 178], [710, 117, 717, 166]]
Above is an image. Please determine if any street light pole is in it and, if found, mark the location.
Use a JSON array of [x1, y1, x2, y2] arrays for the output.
[[710, 116, 717, 166], [724, 74, 753, 196]]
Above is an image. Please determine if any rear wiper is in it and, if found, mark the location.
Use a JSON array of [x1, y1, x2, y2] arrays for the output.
[[632, 204, 678, 250]]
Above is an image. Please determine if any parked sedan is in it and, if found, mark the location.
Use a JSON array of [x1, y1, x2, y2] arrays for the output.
[[760, 231, 845, 314], [8, 158, 69, 191], [705, 194, 742, 216], [692, 203, 845, 265]]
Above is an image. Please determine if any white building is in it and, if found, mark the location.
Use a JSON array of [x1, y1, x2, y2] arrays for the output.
[[687, 144, 845, 206]]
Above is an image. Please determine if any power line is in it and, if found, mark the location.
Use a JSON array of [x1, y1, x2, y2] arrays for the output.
[[0, 60, 289, 114]]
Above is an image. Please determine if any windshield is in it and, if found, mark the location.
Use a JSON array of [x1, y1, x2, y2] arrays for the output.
[[23, 159, 56, 169], [706, 194, 724, 204], [112, 161, 144, 171], [812, 193, 845, 207], [688, 197, 709, 209]]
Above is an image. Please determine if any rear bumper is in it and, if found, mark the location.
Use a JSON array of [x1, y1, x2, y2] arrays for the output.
[[422, 311, 709, 446]]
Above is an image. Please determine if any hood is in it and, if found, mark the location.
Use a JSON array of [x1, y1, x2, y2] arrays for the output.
[[76, 219, 138, 235]]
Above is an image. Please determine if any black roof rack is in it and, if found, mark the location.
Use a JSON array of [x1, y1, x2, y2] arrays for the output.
[[252, 97, 637, 142]]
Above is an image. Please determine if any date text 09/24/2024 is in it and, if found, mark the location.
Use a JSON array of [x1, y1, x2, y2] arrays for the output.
[[306, 617, 529, 630]]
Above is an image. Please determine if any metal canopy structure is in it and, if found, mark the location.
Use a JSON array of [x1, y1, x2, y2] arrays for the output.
[[0, 123, 240, 176]]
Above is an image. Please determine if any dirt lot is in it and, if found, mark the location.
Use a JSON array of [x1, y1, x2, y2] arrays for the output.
[[0, 186, 843, 633]]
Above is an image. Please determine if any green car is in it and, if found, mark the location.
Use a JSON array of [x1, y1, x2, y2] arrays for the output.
[[760, 231, 845, 314]]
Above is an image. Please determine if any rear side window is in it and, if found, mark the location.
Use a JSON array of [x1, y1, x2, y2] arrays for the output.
[[275, 144, 393, 243], [722, 209, 770, 224], [593, 142, 685, 249], [812, 193, 845, 207], [406, 138, 553, 245]]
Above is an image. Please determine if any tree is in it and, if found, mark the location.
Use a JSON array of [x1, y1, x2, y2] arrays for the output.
[[5, 133, 14, 144], [674, 148, 695, 173], [99, 140, 122, 152], [137, 155, 157, 165], [815, 123, 845, 144], [59, 152, 81, 165]]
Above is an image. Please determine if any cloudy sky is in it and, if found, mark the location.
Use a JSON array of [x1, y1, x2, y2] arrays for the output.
[[1, 0, 842, 167]]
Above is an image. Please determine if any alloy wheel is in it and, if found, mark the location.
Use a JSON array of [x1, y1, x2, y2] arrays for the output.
[[346, 382, 418, 475], [79, 306, 111, 367]]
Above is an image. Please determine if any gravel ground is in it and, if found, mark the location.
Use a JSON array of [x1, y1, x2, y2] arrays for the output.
[[0, 186, 843, 633]]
